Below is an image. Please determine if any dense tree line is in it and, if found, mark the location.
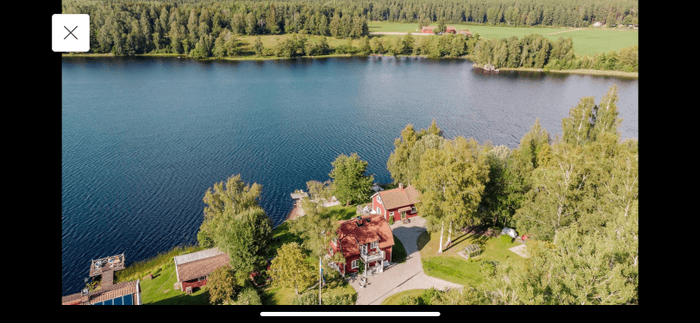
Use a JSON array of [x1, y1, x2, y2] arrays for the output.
[[63, 0, 637, 57], [386, 85, 638, 304], [469, 34, 638, 71]]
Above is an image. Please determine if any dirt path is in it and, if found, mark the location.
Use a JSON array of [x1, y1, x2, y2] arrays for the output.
[[369, 32, 433, 36], [547, 28, 583, 35]]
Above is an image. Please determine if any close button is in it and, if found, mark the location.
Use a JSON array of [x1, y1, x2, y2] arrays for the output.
[[52, 14, 89, 52]]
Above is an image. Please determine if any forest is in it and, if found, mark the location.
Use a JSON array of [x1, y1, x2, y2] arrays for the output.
[[62, 0, 638, 70]]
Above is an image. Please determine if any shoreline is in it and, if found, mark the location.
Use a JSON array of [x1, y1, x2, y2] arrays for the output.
[[62, 53, 637, 78]]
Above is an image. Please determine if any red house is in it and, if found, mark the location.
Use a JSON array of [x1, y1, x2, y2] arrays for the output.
[[173, 247, 230, 293], [371, 183, 421, 223], [329, 213, 394, 276]]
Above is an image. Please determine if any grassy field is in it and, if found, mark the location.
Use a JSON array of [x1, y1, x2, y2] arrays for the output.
[[418, 229, 525, 287], [368, 21, 638, 57], [138, 259, 211, 305], [380, 288, 426, 305]]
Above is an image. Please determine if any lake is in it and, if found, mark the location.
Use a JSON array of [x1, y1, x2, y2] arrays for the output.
[[61, 56, 637, 295]]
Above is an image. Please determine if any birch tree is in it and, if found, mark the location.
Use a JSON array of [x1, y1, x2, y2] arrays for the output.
[[514, 141, 590, 242], [270, 242, 315, 296], [415, 137, 489, 252]]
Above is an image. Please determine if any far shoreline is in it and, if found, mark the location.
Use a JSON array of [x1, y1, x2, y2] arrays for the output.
[[61, 53, 637, 78]]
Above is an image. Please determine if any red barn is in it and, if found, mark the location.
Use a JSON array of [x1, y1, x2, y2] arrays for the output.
[[421, 26, 457, 34], [329, 213, 394, 277], [174, 247, 230, 293], [371, 183, 421, 223]]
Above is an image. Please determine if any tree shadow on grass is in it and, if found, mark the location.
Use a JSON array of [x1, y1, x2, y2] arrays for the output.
[[149, 289, 211, 305], [443, 232, 475, 252]]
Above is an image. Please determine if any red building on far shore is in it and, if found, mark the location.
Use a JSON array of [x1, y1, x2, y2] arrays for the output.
[[421, 26, 457, 34]]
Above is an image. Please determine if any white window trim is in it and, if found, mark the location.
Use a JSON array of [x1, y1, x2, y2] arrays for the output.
[[371, 241, 378, 249], [411, 206, 417, 213], [360, 243, 367, 254], [389, 211, 394, 216], [351, 259, 358, 269]]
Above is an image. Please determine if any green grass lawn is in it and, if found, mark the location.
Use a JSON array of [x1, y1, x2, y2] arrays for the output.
[[418, 229, 525, 287], [138, 258, 211, 305], [368, 21, 638, 57], [380, 288, 427, 305]]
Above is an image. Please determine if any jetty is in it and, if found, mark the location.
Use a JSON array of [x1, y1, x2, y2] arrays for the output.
[[286, 190, 341, 221], [89, 253, 125, 288]]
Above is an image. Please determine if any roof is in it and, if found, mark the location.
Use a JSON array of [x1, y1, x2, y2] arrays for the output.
[[336, 214, 394, 258], [62, 280, 140, 305], [174, 247, 230, 282], [377, 185, 421, 210]]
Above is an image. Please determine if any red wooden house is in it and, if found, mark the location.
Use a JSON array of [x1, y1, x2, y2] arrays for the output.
[[173, 247, 230, 293], [329, 213, 394, 276], [370, 183, 421, 223]]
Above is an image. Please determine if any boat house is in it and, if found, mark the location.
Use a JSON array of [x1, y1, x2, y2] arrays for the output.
[[174, 247, 230, 293]]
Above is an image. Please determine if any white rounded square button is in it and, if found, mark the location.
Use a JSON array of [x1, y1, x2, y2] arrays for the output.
[[52, 14, 89, 52]]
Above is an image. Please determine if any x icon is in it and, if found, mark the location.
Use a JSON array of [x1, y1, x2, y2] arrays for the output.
[[64, 26, 78, 40]]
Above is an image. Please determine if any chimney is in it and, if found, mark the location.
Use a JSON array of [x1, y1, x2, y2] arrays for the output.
[[399, 183, 403, 190]]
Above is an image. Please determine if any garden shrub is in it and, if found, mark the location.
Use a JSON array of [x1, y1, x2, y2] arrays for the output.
[[500, 234, 514, 245]]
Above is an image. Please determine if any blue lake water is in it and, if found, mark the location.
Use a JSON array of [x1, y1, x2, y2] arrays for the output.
[[61, 56, 638, 295]]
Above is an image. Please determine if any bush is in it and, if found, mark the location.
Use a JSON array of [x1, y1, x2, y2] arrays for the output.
[[223, 287, 262, 305], [292, 291, 354, 305], [398, 288, 438, 305], [388, 215, 394, 225], [500, 234, 514, 245]]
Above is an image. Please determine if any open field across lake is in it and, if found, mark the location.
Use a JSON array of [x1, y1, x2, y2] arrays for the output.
[[368, 22, 638, 57]]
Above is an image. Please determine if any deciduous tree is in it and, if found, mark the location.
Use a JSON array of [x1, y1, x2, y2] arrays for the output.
[[270, 242, 315, 295], [329, 153, 374, 205]]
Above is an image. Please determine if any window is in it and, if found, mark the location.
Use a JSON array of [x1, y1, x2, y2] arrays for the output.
[[360, 244, 367, 254], [411, 206, 417, 213], [389, 211, 394, 216], [351, 259, 358, 269], [371, 241, 378, 249]]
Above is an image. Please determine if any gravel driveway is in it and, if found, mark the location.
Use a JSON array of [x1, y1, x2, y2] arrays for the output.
[[348, 216, 463, 305]]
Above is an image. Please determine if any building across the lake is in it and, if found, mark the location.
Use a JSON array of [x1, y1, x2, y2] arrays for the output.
[[421, 26, 457, 34]]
